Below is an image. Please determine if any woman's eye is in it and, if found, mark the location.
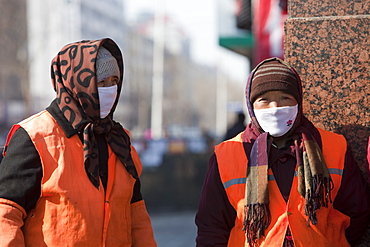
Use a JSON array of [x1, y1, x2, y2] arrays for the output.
[[282, 96, 293, 100]]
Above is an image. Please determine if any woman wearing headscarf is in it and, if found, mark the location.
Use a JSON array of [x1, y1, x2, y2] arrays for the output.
[[0, 38, 157, 246], [195, 57, 370, 246]]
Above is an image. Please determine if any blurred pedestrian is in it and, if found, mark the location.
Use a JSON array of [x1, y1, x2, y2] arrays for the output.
[[0, 38, 157, 246], [224, 112, 246, 141], [195, 57, 370, 246]]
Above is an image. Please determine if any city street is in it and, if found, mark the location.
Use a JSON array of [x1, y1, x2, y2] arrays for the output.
[[150, 210, 197, 247]]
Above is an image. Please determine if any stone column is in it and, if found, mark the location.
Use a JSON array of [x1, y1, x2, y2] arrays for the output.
[[284, 0, 369, 243], [284, 1, 369, 173]]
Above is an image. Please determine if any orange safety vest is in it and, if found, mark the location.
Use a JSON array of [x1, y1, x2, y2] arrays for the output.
[[216, 128, 350, 247], [11, 110, 152, 246]]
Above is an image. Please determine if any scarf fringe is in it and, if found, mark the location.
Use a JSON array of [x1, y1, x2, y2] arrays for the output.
[[242, 203, 271, 247], [304, 174, 333, 225]]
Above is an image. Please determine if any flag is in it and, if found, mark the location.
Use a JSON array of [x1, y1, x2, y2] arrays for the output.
[[253, 0, 288, 66]]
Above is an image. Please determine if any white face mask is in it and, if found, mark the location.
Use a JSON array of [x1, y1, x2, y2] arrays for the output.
[[254, 104, 298, 137], [97, 85, 118, 118]]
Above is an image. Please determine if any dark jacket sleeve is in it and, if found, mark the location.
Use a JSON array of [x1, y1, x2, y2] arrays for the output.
[[195, 154, 237, 247], [333, 149, 370, 246], [0, 127, 43, 213]]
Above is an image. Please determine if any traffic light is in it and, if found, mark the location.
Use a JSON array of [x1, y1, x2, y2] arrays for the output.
[[235, 0, 252, 31]]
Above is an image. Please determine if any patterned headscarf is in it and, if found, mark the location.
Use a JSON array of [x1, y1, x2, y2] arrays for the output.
[[243, 57, 332, 246], [50, 38, 138, 189]]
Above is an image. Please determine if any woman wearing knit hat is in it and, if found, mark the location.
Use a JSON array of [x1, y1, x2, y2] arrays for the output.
[[195, 57, 370, 247], [0, 38, 157, 246]]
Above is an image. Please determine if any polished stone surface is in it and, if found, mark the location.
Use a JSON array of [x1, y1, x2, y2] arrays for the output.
[[285, 13, 369, 174], [289, 0, 369, 17], [285, 1, 370, 243]]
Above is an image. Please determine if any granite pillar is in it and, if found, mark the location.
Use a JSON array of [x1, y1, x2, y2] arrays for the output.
[[284, 1, 369, 244], [284, 0, 369, 174]]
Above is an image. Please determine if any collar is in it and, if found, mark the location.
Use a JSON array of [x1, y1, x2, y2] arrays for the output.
[[46, 99, 78, 138]]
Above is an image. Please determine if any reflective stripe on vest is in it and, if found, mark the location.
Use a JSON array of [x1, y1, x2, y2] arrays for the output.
[[223, 168, 344, 189], [216, 128, 350, 247]]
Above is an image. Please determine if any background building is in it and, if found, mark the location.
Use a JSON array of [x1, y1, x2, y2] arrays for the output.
[[0, 0, 245, 145], [0, 0, 29, 135]]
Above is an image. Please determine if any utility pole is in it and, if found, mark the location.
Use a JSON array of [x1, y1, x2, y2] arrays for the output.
[[216, 64, 228, 138], [150, 1, 165, 139]]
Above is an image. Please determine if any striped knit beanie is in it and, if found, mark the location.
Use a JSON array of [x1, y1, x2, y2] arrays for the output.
[[250, 58, 300, 103], [96, 46, 120, 83]]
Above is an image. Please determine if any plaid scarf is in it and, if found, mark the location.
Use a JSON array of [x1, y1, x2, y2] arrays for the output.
[[242, 124, 333, 246], [242, 132, 272, 243], [50, 39, 138, 189], [296, 131, 333, 225]]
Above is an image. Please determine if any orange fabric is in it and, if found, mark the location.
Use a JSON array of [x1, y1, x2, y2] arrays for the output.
[[130, 200, 157, 247], [1, 110, 156, 247], [216, 128, 350, 247], [0, 199, 27, 246]]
